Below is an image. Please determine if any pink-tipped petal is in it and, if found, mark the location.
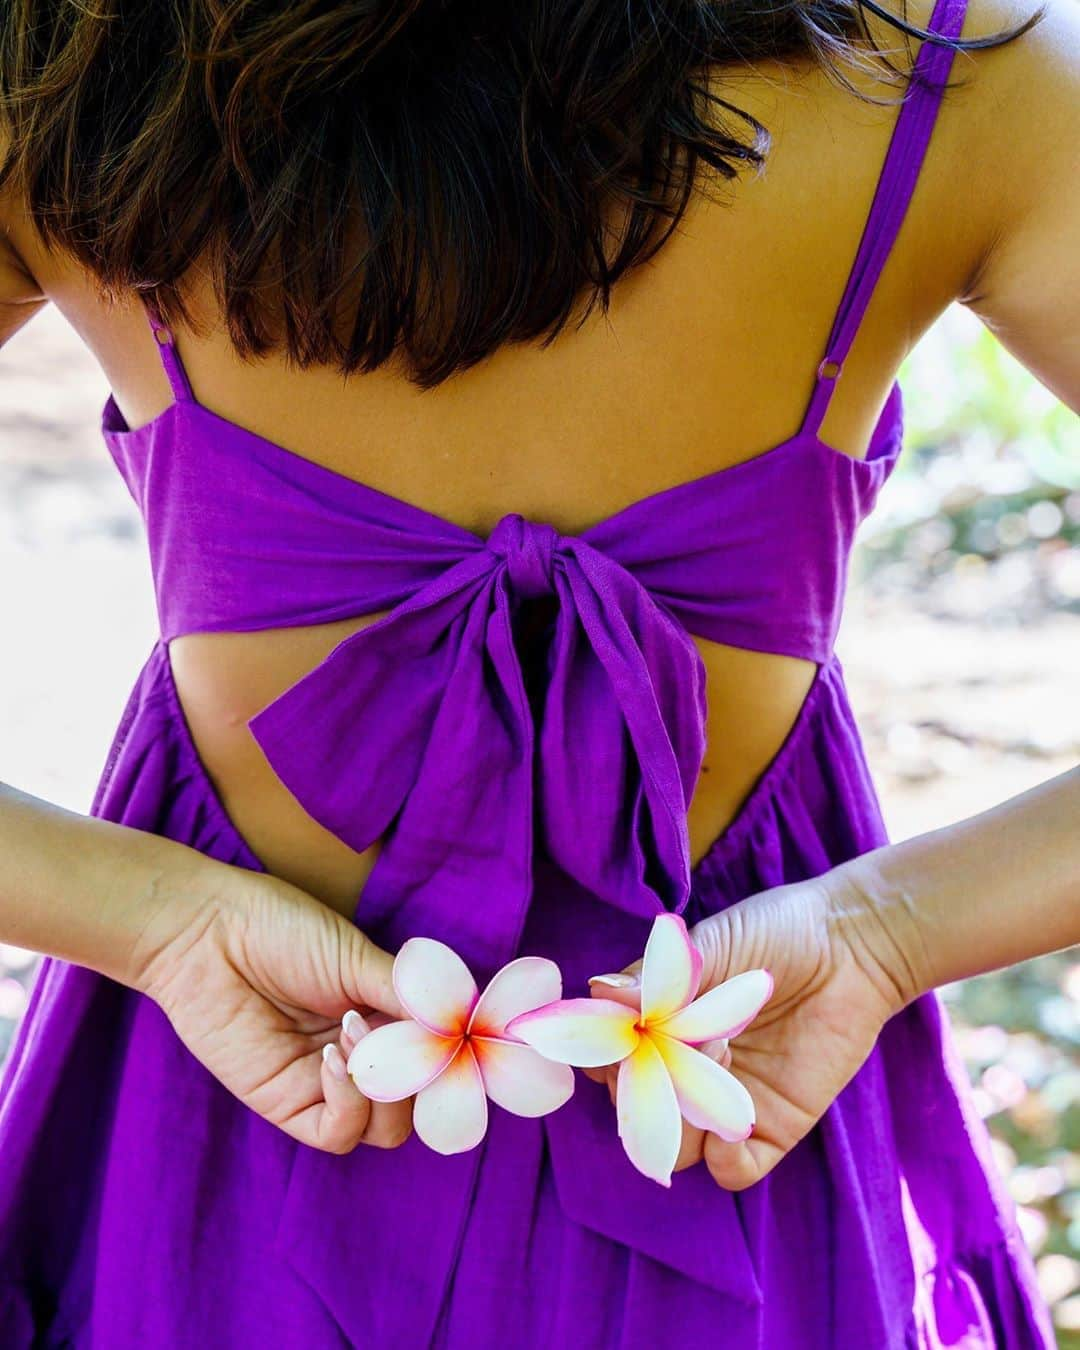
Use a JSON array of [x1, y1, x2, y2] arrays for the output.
[[346, 1019, 459, 1102], [412, 1043, 489, 1155], [638, 913, 703, 1024], [468, 956, 564, 1039], [615, 1036, 683, 1188], [652, 1032, 755, 1141], [472, 1038, 575, 1117], [654, 968, 773, 1044], [506, 998, 641, 1067], [392, 937, 479, 1036]]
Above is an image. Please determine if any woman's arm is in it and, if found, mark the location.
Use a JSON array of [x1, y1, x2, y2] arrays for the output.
[[831, 764, 1080, 1008], [0, 779, 412, 1153], [0, 778, 226, 990], [599, 768, 1080, 1191], [832, 0, 1080, 1002]]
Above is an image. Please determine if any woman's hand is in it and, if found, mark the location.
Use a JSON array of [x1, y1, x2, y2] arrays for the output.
[[585, 870, 915, 1191], [131, 859, 414, 1155]]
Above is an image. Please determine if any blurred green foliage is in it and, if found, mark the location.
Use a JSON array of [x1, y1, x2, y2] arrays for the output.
[[857, 308, 1080, 623], [895, 307, 1079, 1344]]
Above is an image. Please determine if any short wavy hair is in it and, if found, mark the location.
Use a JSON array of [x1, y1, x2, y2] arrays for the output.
[[0, 0, 1043, 388]]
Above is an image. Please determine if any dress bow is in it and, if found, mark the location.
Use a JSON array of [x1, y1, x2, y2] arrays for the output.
[[247, 511, 707, 977]]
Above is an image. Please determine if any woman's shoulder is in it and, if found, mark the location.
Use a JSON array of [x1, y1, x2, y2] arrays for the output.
[[854, 0, 1077, 355], [946, 0, 1080, 409]]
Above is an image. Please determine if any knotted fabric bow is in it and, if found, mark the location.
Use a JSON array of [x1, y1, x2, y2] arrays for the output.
[[247, 511, 708, 977]]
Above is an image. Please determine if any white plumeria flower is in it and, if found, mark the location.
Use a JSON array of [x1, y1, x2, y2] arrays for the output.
[[506, 913, 773, 1187], [347, 938, 575, 1155]]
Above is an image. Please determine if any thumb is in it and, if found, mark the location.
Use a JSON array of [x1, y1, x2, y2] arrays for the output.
[[588, 959, 642, 1011], [336, 918, 405, 1020]]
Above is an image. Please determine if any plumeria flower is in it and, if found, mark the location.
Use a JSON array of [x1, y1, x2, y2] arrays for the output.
[[347, 938, 575, 1155], [506, 913, 773, 1187]]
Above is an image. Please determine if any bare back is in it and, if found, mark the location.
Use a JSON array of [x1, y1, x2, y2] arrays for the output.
[[2, 0, 994, 915]]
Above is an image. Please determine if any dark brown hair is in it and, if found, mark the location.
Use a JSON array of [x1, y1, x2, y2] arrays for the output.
[[0, 0, 1043, 388]]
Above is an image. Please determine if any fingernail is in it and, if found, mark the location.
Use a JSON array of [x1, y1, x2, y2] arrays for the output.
[[322, 1042, 348, 1082], [342, 1010, 371, 1041], [588, 972, 639, 988]]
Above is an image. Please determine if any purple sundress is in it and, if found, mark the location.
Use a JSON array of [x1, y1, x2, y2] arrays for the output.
[[0, 0, 1056, 1343]]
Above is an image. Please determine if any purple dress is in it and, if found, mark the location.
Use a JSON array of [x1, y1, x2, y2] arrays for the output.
[[0, 0, 1055, 1342]]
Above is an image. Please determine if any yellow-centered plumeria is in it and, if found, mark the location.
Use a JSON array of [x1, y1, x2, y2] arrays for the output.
[[507, 913, 773, 1186]]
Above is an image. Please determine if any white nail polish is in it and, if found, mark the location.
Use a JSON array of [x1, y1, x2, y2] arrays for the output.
[[322, 1042, 347, 1081], [342, 1010, 371, 1040]]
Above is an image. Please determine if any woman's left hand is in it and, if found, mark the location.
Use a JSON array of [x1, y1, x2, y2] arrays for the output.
[[584, 870, 912, 1190], [135, 858, 414, 1155]]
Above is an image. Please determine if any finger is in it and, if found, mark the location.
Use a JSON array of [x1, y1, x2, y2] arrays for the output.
[[588, 966, 642, 1014], [597, 958, 643, 982], [339, 923, 405, 1020], [273, 1041, 375, 1154], [317, 1042, 378, 1152], [341, 1009, 371, 1053], [673, 1119, 706, 1173], [358, 1096, 415, 1150], [338, 1011, 414, 1150], [698, 1036, 733, 1070], [583, 1058, 625, 1087], [703, 1129, 776, 1193]]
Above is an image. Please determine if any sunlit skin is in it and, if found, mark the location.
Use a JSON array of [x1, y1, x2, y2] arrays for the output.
[[1, 0, 1076, 1165], [0, 17, 978, 923]]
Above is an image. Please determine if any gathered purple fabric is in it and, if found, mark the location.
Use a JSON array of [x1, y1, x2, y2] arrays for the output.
[[238, 433, 897, 978], [107, 304, 901, 980], [0, 0, 1056, 1342]]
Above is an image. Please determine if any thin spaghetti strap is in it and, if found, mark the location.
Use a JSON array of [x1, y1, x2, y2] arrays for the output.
[[798, 0, 970, 440], [141, 294, 197, 405]]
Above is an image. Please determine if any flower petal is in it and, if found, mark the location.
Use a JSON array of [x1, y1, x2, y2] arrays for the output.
[[651, 1032, 755, 1141], [506, 998, 641, 1067], [472, 1038, 575, 1117], [393, 937, 479, 1036], [347, 1019, 459, 1102], [468, 956, 564, 1038], [616, 1035, 682, 1188], [639, 913, 703, 1024], [412, 1043, 489, 1154], [654, 968, 774, 1044]]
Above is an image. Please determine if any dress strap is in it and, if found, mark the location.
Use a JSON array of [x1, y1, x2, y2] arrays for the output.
[[799, 0, 969, 439], [141, 294, 196, 405]]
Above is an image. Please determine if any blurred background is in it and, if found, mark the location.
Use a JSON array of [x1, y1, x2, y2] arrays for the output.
[[1, 303, 1078, 1342]]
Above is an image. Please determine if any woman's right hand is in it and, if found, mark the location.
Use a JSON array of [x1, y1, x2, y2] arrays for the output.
[[132, 858, 415, 1155], [584, 868, 916, 1190]]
